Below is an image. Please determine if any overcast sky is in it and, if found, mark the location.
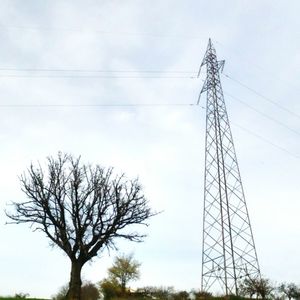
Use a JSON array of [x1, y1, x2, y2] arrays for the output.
[[0, 0, 299, 298]]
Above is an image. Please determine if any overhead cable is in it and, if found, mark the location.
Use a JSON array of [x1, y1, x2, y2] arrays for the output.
[[0, 103, 197, 108], [222, 73, 300, 120], [0, 74, 196, 79], [225, 91, 300, 137], [231, 122, 300, 160], [0, 25, 204, 39], [0, 68, 197, 74]]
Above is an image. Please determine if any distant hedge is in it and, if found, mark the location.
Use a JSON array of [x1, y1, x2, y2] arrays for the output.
[[0, 297, 49, 300]]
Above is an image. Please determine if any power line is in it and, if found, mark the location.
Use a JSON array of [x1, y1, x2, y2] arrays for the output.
[[0, 68, 198, 78], [199, 88, 300, 160], [0, 98, 296, 159], [231, 121, 300, 160], [0, 25, 204, 39], [0, 74, 196, 79], [0, 103, 197, 108], [0, 67, 197, 74], [222, 73, 300, 120], [224, 91, 300, 137], [214, 39, 300, 92]]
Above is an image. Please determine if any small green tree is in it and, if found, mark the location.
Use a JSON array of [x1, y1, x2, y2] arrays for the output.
[[107, 253, 141, 294]]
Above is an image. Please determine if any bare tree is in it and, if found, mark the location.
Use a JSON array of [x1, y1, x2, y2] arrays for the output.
[[239, 276, 274, 299], [239, 277, 257, 298], [257, 278, 274, 299], [279, 283, 300, 300], [6, 153, 156, 300]]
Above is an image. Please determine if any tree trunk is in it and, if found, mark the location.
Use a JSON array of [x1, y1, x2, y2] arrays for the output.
[[121, 278, 126, 294], [67, 260, 83, 300]]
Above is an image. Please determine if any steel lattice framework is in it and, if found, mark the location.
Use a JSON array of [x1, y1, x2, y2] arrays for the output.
[[199, 39, 261, 295]]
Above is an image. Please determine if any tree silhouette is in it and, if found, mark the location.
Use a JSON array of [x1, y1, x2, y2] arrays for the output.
[[279, 283, 300, 300], [6, 153, 155, 300], [239, 276, 274, 299]]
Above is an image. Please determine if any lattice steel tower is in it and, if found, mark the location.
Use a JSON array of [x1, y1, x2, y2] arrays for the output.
[[199, 39, 260, 295]]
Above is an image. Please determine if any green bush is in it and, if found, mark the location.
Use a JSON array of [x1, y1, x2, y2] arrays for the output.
[[52, 281, 99, 300], [0, 298, 48, 300], [81, 282, 99, 300], [99, 278, 123, 300]]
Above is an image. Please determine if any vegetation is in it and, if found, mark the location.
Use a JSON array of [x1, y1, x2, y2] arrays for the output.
[[6, 153, 156, 300], [239, 277, 274, 299], [99, 258, 214, 300], [0, 298, 47, 300], [99, 278, 122, 300], [97, 276, 300, 300], [1, 156, 299, 300], [81, 282, 100, 300], [108, 254, 141, 293], [278, 283, 300, 300], [52, 282, 99, 300], [100, 254, 141, 299], [98, 288, 217, 300], [4, 280, 300, 300], [99, 263, 300, 300]]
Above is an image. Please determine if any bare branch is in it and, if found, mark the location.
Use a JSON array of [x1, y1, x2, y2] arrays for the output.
[[6, 152, 156, 264]]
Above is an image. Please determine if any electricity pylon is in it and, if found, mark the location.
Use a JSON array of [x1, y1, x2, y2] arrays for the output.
[[198, 39, 260, 295]]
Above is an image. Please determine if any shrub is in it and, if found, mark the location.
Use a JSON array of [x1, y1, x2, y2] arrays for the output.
[[81, 282, 100, 300], [99, 278, 122, 300], [52, 282, 99, 300], [135, 286, 174, 299]]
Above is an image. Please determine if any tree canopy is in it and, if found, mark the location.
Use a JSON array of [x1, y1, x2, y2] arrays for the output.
[[108, 253, 141, 293], [239, 276, 274, 299], [279, 283, 300, 300], [6, 152, 156, 300]]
